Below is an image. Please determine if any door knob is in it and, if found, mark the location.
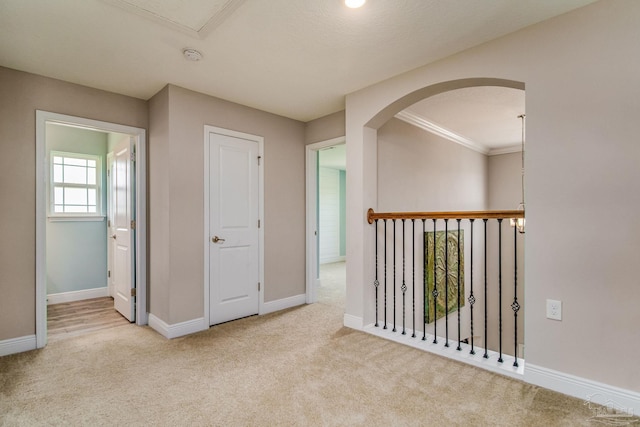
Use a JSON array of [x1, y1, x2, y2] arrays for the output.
[[212, 236, 226, 243]]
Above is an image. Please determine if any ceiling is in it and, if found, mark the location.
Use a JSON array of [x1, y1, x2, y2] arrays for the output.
[[0, 0, 595, 130]]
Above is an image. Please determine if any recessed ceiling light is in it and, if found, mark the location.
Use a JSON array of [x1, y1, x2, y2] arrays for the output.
[[345, 0, 365, 8], [182, 48, 203, 61]]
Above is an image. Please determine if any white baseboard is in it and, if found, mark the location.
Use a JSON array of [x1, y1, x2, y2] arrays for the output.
[[261, 294, 306, 315], [148, 314, 207, 339], [0, 335, 37, 357], [47, 287, 109, 305], [526, 363, 640, 416], [363, 323, 524, 380], [343, 314, 363, 330]]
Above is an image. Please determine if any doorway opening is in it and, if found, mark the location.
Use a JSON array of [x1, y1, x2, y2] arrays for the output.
[[305, 137, 346, 306], [36, 111, 147, 348]]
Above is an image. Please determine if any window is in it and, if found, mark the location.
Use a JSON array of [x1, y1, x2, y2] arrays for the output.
[[50, 151, 101, 216]]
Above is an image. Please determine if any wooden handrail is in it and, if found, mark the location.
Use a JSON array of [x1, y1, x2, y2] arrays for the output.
[[367, 208, 525, 224]]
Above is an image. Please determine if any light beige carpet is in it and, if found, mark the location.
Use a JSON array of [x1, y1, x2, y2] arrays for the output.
[[0, 266, 626, 426]]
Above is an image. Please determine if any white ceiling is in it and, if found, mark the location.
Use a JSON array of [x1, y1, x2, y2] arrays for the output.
[[400, 86, 526, 155], [0, 0, 595, 127]]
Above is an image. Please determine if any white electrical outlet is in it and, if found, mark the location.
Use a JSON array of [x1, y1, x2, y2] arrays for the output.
[[546, 299, 562, 321]]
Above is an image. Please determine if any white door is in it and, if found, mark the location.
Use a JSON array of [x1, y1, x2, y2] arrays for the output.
[[209, 130, 260, 325], [106, 153, 115, 298], [112, 136, 135, 322]]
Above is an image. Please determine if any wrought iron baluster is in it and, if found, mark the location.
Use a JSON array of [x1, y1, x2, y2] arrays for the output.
[[469, 219, 476, 355], [483, 219, 489, 359], [422, 219, 427, 341], [498, 218, 504, 363], [402, 219, 407, 335], [384, 219, 387, 330], [432, 219, 438, 344], [393, 219, 397, 333], [512, 223, 520, 367], [374, 219, 379, 327], [444, 218, 449, 347], [412, 219, 416, 338], [456, 218, 462, 351]]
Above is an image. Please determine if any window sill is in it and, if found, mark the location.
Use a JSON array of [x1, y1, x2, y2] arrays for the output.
[[48, 215, 106, 222]]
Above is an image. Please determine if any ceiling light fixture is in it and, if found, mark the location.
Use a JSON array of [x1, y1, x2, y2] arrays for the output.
[[182, 48, 203, 61], [345, 0, 366, 8]]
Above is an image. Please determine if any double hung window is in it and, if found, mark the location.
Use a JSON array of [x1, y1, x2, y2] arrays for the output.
[[50, 151, 101, 215]]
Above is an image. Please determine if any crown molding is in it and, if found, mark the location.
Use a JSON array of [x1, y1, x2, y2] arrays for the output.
[[395, 110, 523, 157], [395, 110, 489, 155], [488, 144, 522, 156]]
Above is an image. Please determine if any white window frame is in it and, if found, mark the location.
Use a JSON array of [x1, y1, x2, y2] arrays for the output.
[[49, 150, 103, 220]]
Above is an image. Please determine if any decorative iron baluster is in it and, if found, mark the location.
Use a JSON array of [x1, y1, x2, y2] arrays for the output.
[[469, 219, 476, 355], [432, 219, 438, 344], [374, 219, 379, 327], [483, 219, 489, 359], [384, 219, 387, 330], [498, 218, 504, 363], [393, 219, 397, 333], [412, 219, 416, 338], [444, 218, 449, 347], [401, 219, 407, 335], [422, 219, 427, 341], [456, 218, 462, 351], [512, 223, 520, 367]]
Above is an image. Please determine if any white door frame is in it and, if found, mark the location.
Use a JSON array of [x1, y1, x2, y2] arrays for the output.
[[305, 136, 345, 304], [203, 125, 264, 326], [35, 110, 147, 348]]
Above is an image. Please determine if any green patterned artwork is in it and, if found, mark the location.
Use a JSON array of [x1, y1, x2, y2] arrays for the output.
[[424, 230, 464, 324]]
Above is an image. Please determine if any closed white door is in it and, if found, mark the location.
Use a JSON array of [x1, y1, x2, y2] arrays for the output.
[[209, 130, 260, 325], [112, 136, 135, 322]]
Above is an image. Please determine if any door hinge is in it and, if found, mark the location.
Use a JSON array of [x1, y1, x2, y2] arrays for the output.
[[130, 150, 136, 162], [258, 155, 262, 166], [258, 282, 261, 292], [107, 270, 111, 278], [131, 288, 136, 297], [131, 220, 136, 230], [258, 219, 261, 228], [107, 219, 111, 228]]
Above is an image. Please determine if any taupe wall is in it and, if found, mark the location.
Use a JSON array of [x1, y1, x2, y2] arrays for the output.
[[377, 118, 487, 212], [0, 66, 148, 341], [346, 0, 640, 391], [304, 110, 345, 145], [149, 85, 306, 325]]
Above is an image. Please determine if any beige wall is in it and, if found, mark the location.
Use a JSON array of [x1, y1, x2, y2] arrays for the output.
[[345, 0, 640, 391], [148, 85, 306, 325], [148, 86, 171, 321], [0, 66, 148, 341], [378, 118, 487, 212], [304, 110, 345, 145]]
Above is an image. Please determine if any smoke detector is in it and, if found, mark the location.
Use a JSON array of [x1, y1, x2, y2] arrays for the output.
[[182, 48, 203, 61]]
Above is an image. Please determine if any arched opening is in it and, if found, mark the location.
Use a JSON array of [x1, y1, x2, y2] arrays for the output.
[[348, 77, 526, 375]]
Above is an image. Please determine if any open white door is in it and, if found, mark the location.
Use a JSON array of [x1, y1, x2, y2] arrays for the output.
[[208, 130, 260, 325], [112, 136, 135, 322]]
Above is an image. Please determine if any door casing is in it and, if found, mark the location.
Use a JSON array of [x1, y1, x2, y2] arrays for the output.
[[35, 110, 147, 348], [203, 125, 264, 326], [305, 136, 345, 304]]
